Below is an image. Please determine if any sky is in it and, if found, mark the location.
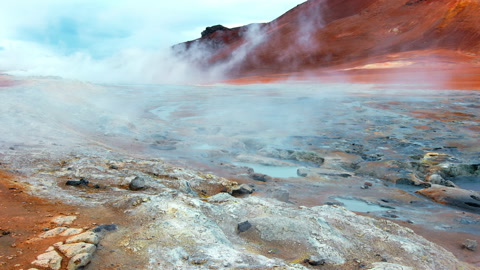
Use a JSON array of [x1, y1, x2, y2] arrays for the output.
[[0, 0, 306, 82]]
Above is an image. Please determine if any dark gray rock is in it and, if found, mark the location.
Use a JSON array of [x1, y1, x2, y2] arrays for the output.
[[237, 221, 252, 233], [297, 168, 309, 177], [229, 184, 254, 196], [463, 239, 477, 251], [201, 25, 230, 38], [303, 257, 326, 266], [129, 176, 145, 191], [249, 173, 272, 182], [93, 224, 118, 233], [66, 178, 89, 187], [272, 189, 289, 202]]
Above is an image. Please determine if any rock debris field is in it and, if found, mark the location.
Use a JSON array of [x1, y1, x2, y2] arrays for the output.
[[0, 78, 479, 269]]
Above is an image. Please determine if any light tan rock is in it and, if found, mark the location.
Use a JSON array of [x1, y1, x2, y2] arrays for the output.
[[31, 251, 62, 270], [40, 227, 67, 238], [60, 228, 84, 236], [68, 253, 93, 270], [52, 215, 77, 226], [58, 242, 96, 258], [66, 231, 100, 244]]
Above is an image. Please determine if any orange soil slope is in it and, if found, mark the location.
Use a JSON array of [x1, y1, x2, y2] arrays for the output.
[[179, 0, 480, 88]]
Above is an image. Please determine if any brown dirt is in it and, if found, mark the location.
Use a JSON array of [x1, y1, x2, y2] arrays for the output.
[[0, 170, 120, 270]]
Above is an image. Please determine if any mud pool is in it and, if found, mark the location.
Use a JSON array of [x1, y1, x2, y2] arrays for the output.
[[0, 77, 479, 268]]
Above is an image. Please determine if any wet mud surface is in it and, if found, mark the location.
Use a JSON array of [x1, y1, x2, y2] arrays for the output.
[[0, 78, 479, 268]]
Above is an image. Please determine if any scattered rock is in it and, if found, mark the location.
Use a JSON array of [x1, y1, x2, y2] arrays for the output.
[[272, 188, 289, 202], [93, 224, 118, 233], [58, 242, 96, 258], [297, 168, 309, 177], [463, 239, 477, 251], [237, 221, 252, 233], [303, 258, 326, 266], [129, 176, 145, 191], [229, 184, 254, 196], [249, 172, 272, 182], [31, 251, 62, 270], [109, 164, 119, 170], [66, 178, 89, 187], [361, 182, 373, 189], [68, 253, 93, 270]]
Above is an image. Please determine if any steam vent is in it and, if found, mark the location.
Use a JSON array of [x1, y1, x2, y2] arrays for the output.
[[1, 0, 480, 269]]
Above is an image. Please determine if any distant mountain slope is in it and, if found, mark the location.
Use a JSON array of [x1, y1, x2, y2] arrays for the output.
[[175, 0, 480, 81]]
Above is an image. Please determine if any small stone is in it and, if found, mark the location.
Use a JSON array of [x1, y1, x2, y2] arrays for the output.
[[272, 189, 289, 202], [129, 176, 145, 191], [297, 168, 309, 177], [249, 172, 272, 182], [237, 221, 252, 233], [463, 239, 477, 251], [66, 231, 100, 245], [229, 184, 254, 196], [58, 242, 96, 258], [67, 253, 93, 270], [303, 258, 326, 266], [31, 251, 62, 270], [66, 178, 89, 187], [109, 164, 119, 170]]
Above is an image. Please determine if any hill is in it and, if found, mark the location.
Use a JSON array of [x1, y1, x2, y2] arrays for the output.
[[175, 0, 480, 88]]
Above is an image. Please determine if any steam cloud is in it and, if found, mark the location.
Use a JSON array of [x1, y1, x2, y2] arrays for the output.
[[0, 0, 306, 84]]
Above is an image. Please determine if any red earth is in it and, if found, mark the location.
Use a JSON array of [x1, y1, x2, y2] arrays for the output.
[[179, 0, 480, 89]]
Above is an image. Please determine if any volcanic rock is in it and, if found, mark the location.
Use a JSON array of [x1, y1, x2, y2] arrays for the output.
[[237, 221, 252, 233], [129, 176, 146, 191], [229, 184, 254, 196], [201, 25, 230, 38]]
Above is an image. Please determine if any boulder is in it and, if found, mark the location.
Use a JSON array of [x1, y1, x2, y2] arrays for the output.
[[67, 253, 93, 270], [416, 185, 480, 213], [58, 242, 96, 258]]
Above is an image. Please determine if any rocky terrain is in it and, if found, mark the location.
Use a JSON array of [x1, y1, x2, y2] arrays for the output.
[[0, 76, 479, 269], [0, 149, 478, 270]]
